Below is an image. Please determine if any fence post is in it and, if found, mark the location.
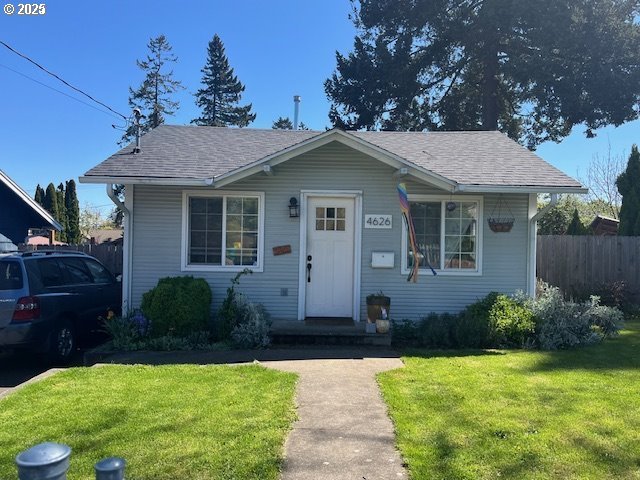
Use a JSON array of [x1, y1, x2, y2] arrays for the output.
[[15, 442, 71, 480], [95, 457, 126, 480]]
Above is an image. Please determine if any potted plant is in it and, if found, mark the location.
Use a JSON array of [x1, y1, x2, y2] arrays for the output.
[[366, 291, 391, 333]]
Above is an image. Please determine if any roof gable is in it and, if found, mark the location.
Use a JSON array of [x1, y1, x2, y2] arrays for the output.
[[0, 170, 62, 231], [80, 125, 585, 193]]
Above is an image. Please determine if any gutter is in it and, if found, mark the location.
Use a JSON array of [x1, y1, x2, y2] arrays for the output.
[[106, 184, 132, 315], [106, 184, 127, 215], [527, 193, 559, 297]]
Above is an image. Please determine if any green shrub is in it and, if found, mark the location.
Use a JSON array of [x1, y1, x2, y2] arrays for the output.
[[391, 320, 420, 347], [454, 293, 498, 348], [488, 295, 537, 348], [419, 312, 455, 348], [141, 276, 212, 337]]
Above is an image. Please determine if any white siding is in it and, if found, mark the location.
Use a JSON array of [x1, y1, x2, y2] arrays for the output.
[[130, 141, 530, 320]]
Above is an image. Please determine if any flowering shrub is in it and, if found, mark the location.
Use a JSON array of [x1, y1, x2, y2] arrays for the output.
[[102, 310, 150, 351]]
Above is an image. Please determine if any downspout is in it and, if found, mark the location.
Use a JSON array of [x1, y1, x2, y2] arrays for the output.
[[106, 184, 132, 315], [527, 193, 558, 297]]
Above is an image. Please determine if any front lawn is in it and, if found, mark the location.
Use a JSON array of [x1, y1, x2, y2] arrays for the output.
[[0, 364, 297, 480], [379, 320, 640, 479]]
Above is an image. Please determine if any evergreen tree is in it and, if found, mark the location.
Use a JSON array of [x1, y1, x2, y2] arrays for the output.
[[566, 209, 589, 235], [34, 184, 45, 206], [272, 117, 311, 130], [64, 180, 81, 244], [326, 0, 640, 148], [272, 117, 293, 130], [616, 145, 640, 235], [192, 34, 256, 127], [121, 35, 184, 145], [56, 183, 67, 242], [43, 183, 60, 225]]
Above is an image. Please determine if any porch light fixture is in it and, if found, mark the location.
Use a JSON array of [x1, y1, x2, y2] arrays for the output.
[[288, 197, 299, 218]]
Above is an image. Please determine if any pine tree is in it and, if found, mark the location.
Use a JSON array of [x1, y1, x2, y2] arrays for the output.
[[566, 209, 589, 235], [272, 117, 310, 130], [326, 0, 640, 148], [121, 35, 184, 145], [192, 34, 256, 127], [64, 180, 81, 244], [616, 145, 640, 235], [34, 184, 45, 206], [272, 117, 293, 130]]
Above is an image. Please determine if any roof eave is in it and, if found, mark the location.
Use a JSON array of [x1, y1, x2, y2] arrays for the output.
[[0, 170, 63, 231], [79, 175, 214, 186], [455, 184, 588, 194]]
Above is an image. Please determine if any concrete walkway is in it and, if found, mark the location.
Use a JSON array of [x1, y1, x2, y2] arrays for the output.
[[260, 353, 407, 480]]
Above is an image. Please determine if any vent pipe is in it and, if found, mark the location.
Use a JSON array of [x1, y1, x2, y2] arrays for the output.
[[132, 108, 145, 154], [293, 95, 301, 130]]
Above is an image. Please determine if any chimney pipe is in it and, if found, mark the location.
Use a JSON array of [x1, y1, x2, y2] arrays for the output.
[[293, 95, 301, 130], [132, 108, 145, 154]]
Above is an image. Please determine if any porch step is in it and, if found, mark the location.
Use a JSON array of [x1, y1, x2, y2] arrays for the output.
[[270, 320, 391, 347]]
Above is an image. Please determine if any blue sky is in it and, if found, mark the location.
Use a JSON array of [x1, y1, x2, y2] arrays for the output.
[[1, 0, 638, 216]]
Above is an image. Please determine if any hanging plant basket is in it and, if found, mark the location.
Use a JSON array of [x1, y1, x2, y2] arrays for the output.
[[488, 218, 515, 233], [487, 195, 515, 233]]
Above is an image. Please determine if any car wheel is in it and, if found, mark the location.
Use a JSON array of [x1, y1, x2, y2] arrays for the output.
[[48, 321, 76, 363]]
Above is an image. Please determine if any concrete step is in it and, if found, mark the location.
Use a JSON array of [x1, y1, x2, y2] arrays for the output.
[[270, 320, 391, 346]]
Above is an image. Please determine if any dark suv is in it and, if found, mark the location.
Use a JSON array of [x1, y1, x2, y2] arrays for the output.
[[0, 251, 121, 362]]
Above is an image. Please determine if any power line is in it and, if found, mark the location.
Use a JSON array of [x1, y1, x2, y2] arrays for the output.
[[0, 39, 127, 120], [0, 63, 124, 120]]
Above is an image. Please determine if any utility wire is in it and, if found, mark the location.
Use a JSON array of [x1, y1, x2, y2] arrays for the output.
[[0, 39, 127, 120], [0, 63, 124, 121]]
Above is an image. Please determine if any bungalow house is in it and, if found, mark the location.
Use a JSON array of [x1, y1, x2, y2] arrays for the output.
[[0, 170, 62, 245], [80, 126, 585, 321]]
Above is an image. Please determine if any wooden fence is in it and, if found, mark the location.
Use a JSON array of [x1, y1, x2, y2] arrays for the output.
[[18, 244, 123, 276], [537, 235, 640, 302]]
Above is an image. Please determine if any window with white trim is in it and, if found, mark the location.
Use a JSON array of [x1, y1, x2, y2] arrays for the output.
[[403, 198, 481, 273], [184, 193, 263, 269]]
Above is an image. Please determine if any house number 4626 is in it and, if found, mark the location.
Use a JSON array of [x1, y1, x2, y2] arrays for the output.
[[365, 215, 392, 229]]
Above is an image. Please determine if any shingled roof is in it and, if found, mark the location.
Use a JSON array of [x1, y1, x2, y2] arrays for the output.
[[81, 125, 585, 193]]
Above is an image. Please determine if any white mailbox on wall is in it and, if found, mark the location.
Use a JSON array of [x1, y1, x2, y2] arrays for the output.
[[371, 251, 395, 268]]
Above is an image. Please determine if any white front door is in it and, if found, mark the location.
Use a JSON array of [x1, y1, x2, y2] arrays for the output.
[[305, 197, 355, 318]]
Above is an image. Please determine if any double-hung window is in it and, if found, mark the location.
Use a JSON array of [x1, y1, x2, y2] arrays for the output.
[[402, 196, 482, 274], [182, 191, 264, 271]]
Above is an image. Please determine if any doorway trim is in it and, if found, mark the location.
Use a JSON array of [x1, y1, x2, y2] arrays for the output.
[[297, 190, 363, 321]]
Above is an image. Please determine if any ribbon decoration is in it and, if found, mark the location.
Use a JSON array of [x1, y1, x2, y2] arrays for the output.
[[397, 183, 437, 282]]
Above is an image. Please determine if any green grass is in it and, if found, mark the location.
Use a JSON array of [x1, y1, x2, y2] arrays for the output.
[[0, 364, 297, 480], [379, 320, 640, 480]]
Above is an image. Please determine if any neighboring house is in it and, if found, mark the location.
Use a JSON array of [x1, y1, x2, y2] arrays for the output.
[[0, 170, 62, 245], [25, 231, 67, 246], [0, 233, 18, 253], [590, 214, 619, 236], [86, 228, 124, 246], [80, 126, 586, 320]]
